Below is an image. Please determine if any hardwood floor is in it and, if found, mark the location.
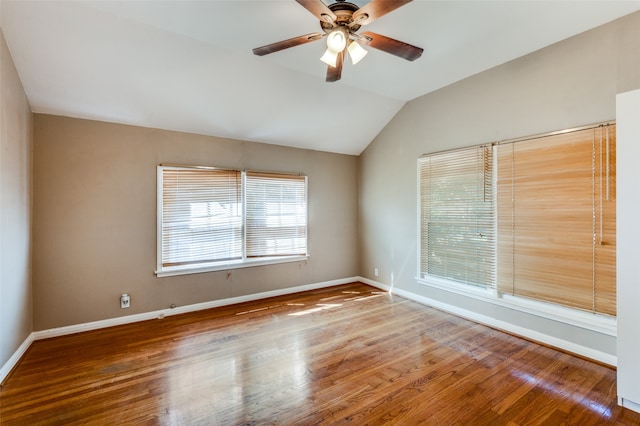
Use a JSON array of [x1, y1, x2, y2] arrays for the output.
[[2, 282, 639, 425]]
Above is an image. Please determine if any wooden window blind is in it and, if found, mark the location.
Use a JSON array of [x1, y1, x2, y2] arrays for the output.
[[160, 167, 242, 267], [419, 145, 496, 289], [245, 171, 307, 258], [496, 125, 616, 315]]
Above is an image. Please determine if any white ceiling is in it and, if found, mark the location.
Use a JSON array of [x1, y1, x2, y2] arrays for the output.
[[2, 1, 639, 155]]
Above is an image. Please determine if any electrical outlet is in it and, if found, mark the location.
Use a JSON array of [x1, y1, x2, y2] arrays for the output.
[[374, 267, 379, 277], [120, 293, 130, 309]]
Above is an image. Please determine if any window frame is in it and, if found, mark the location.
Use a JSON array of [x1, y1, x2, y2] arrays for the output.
[[418, 145, 497, 291], [156, 165, 308, 278], [416, 123, 617, 336]]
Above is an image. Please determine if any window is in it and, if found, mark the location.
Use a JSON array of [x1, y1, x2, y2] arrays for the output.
[[245, 171, 307, 258], [157, 166, 307, 277], [496, 125, 616, 316], [418, 124, 616, 318], [419, 145, 496, 289], [160, 167, 242, 268]]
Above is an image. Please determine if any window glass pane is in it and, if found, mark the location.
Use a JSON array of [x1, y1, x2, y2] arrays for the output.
[[420, 146, 495, 288], [246, 172, 307, 257], [161, 167, 242, 266]]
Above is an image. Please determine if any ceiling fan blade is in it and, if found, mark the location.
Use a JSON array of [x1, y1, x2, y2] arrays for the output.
[[359, 31, 423, 61], [326, 50, 344, 82], [295, 0, 336, 23], [253, 33, 323, 56], [352, 0, 412, 26]]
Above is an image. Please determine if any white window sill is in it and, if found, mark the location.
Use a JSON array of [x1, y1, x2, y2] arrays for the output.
[[156, 255, 309, 278], [416, 275, 616, 336]]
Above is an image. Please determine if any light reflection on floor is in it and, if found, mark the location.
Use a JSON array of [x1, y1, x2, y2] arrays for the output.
[[166, 290, 386, 421], [288, 303, 343, 316], [512, 370, 612, 418], [168, 330, 311, 422], [288, 290, 385, 316]]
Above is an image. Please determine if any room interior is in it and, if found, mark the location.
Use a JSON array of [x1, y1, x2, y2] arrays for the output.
[[2, 0, 640, 419]]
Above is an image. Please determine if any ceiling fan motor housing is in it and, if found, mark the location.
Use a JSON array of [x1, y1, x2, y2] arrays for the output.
[[320, 2, 363, 33]]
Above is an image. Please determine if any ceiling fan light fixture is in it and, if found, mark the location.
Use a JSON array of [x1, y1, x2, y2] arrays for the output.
[[320, 48, 339, 67], [326, 29, 347, 52], [347, 40, 367, 65], [252, 0, 423, 82]]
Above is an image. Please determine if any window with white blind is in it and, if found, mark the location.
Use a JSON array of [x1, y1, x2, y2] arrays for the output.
[[418, 123, 616, 327], [246, 171, 307, 258], [157, 166, 308, 277], [419, 145, 496, 290]]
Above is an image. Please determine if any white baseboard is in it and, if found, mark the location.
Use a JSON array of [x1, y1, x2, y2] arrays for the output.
[[619, 397, 640, 414], [1, 277, 360, 384], [1, 275, 616, 385], [361, 277, 617, 366], [33, 277, 359, 340], [0, 332, 34, 385], [359, 276, 392, 292]]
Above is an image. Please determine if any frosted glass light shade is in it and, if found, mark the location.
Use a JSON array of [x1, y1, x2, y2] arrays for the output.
[[320, 48, 338, 67], [347, 41, 367, 65], [326, 30, 347, 52]]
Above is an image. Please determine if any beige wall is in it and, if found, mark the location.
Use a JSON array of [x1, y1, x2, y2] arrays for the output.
[[32, 115, 359, 330], [10, 6, 640, 362], [359, 12, 640, 356], [0, 29, 33, 370]]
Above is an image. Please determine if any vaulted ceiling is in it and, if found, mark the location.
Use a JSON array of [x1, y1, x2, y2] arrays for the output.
[[2, 1, 639, 155]]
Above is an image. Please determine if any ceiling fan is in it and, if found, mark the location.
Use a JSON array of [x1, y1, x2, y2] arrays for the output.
[[252, 0, 423, 82]]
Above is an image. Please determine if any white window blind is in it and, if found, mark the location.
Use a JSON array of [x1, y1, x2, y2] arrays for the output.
[[246, 171, 308, 258], [158, 166, 308, 275], [160, 167, 242, 267], [419, 145, 496, 289]]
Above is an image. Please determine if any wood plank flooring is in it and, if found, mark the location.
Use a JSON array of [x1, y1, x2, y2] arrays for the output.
[[2, 282, 639, 425]]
